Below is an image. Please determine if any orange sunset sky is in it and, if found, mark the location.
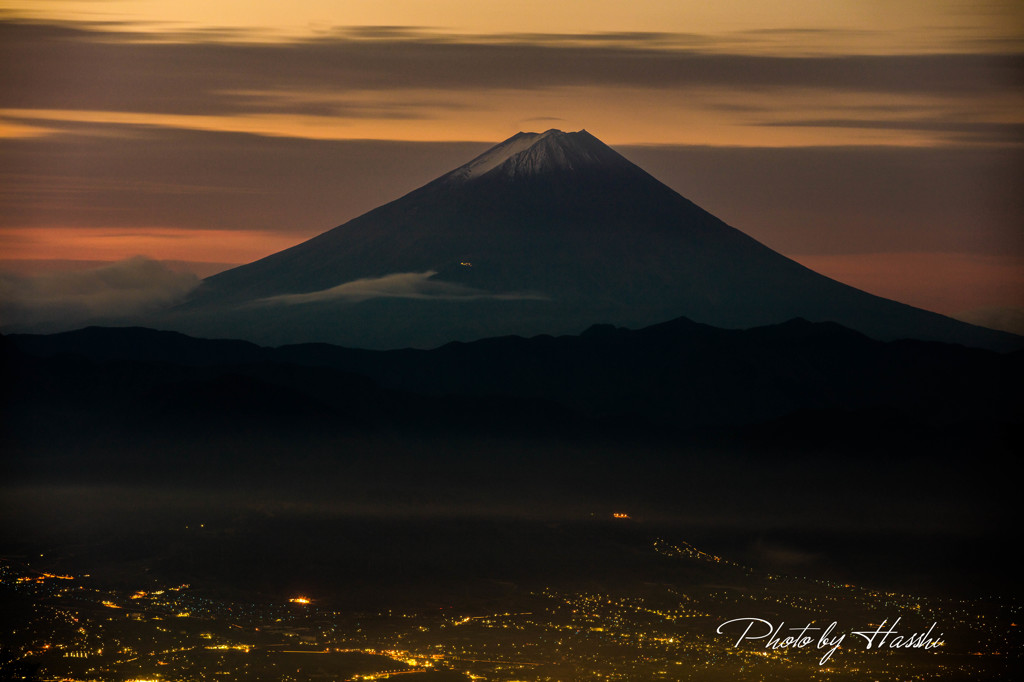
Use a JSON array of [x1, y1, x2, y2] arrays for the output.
[[1, 0, 1022, 330]]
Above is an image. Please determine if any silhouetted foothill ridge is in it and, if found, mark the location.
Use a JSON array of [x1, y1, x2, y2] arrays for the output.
[[9, 317, 1020, 439]]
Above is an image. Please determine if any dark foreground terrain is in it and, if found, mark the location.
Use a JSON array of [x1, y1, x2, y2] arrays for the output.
[[2, 320, 1021, 680]]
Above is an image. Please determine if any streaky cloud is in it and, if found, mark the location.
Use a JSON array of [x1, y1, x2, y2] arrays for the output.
[[252, 270, 548, 306], [3, 18, 1021, 121], [757, 118, 1024, 144]]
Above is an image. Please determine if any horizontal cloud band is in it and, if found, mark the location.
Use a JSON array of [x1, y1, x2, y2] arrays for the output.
[[0, 256, 199, 332], [252, 271, 548, 306]]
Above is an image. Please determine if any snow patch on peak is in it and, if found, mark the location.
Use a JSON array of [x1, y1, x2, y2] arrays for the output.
[[449, 129, 562, 181], [499, 129, 617, 178], [440, 129, 627, 184]]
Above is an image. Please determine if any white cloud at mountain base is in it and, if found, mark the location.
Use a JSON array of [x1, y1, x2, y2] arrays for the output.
[[0, 256, 199, 332], [254, 271, 547, 306]]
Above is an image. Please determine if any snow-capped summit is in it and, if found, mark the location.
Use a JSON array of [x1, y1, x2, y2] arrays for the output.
[[441, 129, 634, 183]]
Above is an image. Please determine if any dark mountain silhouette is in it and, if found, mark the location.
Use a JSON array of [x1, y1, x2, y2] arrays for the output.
[[151, 129, 1018, 351], [8, 317, 1020, 439]]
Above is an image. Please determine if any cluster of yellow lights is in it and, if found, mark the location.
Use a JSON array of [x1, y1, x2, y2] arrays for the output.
[[288, 596, 311, 604], [612, 512, 630, 519], [205, 644, 253, 652], [16, 573, 74, 583]]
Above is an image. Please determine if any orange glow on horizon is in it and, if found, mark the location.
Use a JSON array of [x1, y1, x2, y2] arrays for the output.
[[0, 226, 304, 266], [790, 252, 1024, 316]]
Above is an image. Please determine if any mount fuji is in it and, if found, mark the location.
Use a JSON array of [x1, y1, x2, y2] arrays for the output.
[[156, 129, 1017, 350]]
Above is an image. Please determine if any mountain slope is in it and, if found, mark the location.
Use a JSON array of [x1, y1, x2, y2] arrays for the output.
[[154, 130, 1018, 350]]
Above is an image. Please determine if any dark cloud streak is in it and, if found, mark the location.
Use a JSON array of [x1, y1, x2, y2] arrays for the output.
[[756, 119, 1024, 145], [2, 19, 1021, 120]]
